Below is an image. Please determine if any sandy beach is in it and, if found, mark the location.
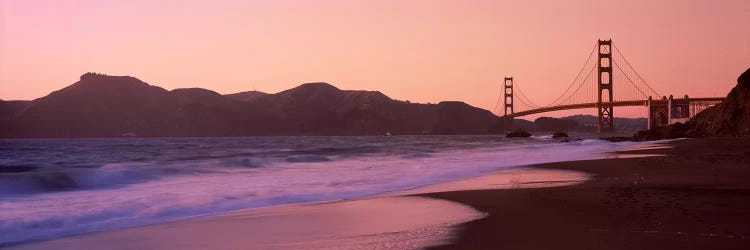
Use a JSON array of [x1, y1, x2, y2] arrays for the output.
[[10, 138, 750, 249], [428, 138, 750, 249]]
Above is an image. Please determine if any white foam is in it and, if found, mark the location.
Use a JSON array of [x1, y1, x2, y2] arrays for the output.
[[12, 196, 486, 250], [0, 139, 651, 244]]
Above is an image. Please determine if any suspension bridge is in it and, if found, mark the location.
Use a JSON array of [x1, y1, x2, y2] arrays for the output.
[[497, 39, 725, 132]]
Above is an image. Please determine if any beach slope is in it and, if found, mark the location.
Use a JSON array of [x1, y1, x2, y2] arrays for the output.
[[428, 138, 750, 249]]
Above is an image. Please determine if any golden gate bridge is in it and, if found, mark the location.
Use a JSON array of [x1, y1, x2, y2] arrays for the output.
[[497, 39, 725, 132]]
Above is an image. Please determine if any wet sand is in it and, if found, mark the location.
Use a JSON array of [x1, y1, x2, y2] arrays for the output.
[[11, 196, 484, 250], [10, 166, 589, 249], [12, 138, 749, 249], [393, 167, 589, 195], [427, 138, 750, 249]]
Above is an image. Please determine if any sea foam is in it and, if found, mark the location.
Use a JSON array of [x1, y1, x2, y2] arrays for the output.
[[0, 136, 647, 244]]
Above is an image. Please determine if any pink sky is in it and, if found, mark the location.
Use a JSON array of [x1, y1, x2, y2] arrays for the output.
[[1, 0, 748, 118]]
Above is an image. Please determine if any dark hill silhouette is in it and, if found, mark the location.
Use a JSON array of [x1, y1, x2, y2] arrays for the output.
[[224, 91, 268, 102], [0, 73, 502, 138], [5, 73, 174, 137], [252, 82, 397, 134], [171, 88, 225, 102], [559, 115, 647, 133], [510, 115, 647, 134], [1, 73, 258, 137], [433, 101, 500, 134], [0, 100, 30, 128], [250, 82, 501, 135]]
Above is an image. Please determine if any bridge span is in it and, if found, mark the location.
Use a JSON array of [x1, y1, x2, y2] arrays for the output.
[[498, 39, 726, 132]]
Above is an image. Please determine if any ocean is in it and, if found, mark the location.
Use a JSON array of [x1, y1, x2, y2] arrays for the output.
[[0, 134, 644, 244]]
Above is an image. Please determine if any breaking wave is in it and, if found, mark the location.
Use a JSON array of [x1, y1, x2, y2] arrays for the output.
[[0, 135, 647, 244]]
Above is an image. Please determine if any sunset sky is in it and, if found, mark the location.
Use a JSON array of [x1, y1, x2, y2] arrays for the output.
[[1, 0, 748, 118]]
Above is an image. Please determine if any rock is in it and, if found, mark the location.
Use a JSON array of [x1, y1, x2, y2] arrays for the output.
[[687, 68, 750, 137], [633, 122, 692, 141], [552, 132, 569, 139], [631, 67, 750, 141], [0, 165, 38, 173], [29, 172, 78, 191], [600, 136, 633, 142], [506, 130, 532, 138]]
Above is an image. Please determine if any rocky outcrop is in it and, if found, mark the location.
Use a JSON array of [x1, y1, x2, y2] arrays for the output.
[[633, 122, 692, 141], [552, 132, 569, 139], [506, 130, 532, 138], [632, 68, 750, 140], [687, 68, 750, 137]]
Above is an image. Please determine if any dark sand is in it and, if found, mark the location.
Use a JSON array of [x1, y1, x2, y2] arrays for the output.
[[427, 138, 750, 249], [11, 138, 749, 249]]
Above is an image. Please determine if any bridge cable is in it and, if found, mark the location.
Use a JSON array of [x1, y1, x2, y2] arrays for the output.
[[547, 42, 598, 107], [612, 42, 661, 97], [513, 79, 542, 109], [613, 60, 650, 99], [493, 84, 503, 115], [493, 96, 502, 115], [556, 62, 597, 105]]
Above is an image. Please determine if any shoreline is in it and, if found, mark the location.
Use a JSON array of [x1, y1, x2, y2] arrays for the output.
[[11, 196, 484, 250], [0, 136, 641, 246], [425, 138, 750, 249], [10, 138, 749, 249], [7, 167, 592, 250]]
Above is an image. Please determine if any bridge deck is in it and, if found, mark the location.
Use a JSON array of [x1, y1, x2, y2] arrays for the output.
[[503, 97, 726, 118]]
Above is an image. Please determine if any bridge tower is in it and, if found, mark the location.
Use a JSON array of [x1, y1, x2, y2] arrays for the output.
[[597, 39, 614, 132], [504, 77, 514, 116], [503, 77, 514, 131]]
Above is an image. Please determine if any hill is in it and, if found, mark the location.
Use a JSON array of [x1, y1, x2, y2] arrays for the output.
[[511, 115, 647, 134], [224, 91, 268, 102], [0, 73, 502, 138]]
